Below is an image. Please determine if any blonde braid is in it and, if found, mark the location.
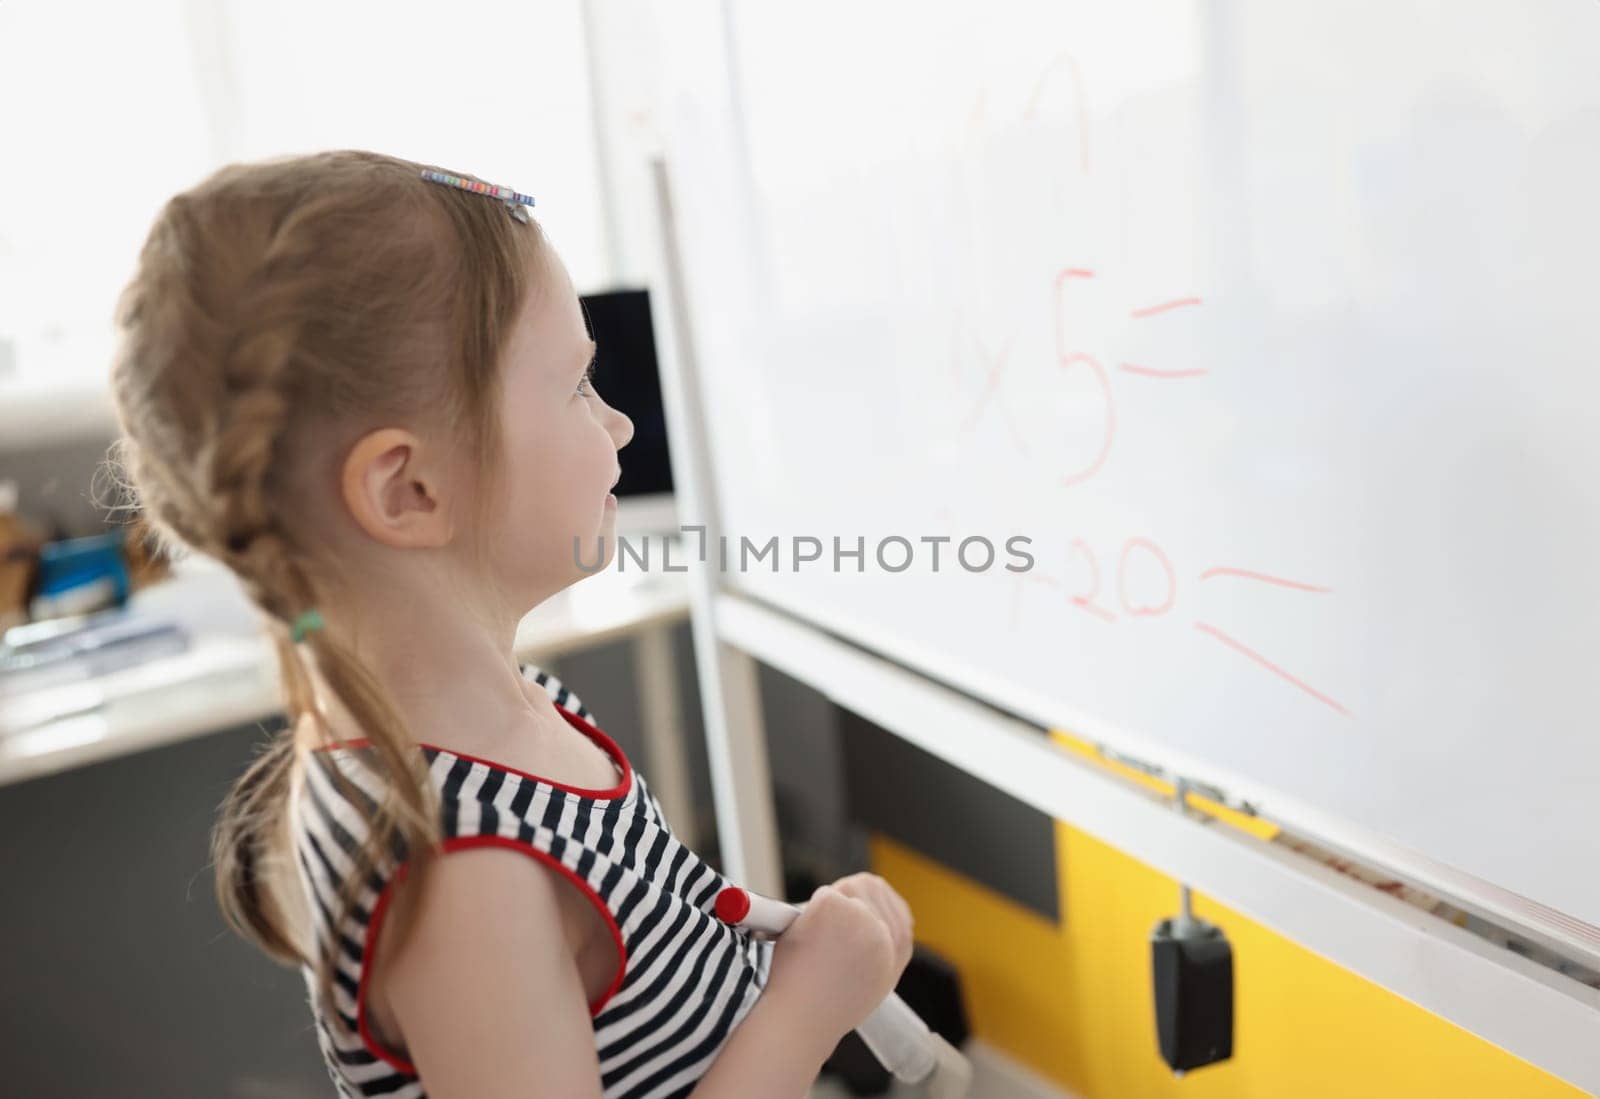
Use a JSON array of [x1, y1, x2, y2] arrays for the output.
[[201, 203, 322, 627]]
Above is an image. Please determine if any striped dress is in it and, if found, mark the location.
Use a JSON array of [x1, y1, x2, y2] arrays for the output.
[[287, 663, 776, 1098]]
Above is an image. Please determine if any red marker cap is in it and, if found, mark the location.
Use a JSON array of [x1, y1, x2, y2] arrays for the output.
[[715, 886, 750, 924]]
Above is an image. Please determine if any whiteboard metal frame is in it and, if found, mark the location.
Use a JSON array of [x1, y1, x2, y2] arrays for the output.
[[644, 146, 1600, 1093]]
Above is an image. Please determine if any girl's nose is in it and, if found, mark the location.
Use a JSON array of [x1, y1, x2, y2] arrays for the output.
[[607, 404, 635, 449]]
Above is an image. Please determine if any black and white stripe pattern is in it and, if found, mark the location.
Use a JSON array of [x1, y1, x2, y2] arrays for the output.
[[288, 664, 775, 1099]]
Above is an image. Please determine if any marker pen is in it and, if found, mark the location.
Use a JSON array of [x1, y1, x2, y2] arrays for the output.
[[714, 883, 798, 938]]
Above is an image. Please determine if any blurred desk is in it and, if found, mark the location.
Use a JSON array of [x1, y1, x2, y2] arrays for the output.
[[0, 635, 280, 788], [0, 541, 694, 830]]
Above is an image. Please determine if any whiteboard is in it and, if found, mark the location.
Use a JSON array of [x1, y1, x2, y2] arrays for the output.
[[653, 0, 1600, 931]]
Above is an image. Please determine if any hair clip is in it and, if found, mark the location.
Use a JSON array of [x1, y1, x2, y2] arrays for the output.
[[420, 169, 536, 224]]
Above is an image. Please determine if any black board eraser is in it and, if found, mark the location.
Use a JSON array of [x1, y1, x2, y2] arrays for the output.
[[1151, 915, 1234, 1074]]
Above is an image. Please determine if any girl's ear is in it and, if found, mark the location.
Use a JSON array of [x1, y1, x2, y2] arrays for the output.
[[339, 427, 456, 549]]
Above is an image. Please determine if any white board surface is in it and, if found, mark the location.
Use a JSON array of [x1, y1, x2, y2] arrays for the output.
[[653, 0, 1600, 931]]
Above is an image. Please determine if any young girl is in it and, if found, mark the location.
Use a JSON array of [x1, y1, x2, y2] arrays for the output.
[[106, 149, 913, 1098]]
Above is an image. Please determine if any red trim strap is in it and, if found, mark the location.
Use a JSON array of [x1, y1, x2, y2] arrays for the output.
[[356, 834, 631, 1077]]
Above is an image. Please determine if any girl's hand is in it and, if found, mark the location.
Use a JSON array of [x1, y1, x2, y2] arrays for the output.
[[761, 872, 916, 1044]]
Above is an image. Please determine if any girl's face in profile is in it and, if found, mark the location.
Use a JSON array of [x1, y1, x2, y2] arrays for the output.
[[491, 246, 634, 605]]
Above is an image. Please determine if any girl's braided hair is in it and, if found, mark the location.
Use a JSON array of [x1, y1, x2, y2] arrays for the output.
[[100, 148, 546, 1037]]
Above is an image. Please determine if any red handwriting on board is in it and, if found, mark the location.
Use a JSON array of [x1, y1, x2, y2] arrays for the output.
[[1022, 51, 1092, 176], [962, 52, 1091, 214], [1193, 622, 1350, 717], [980, 525, 1351, 717], [953, 54, 1208, 486], [1191, 564, 1346, 715], [1050, 269, 1117, 486], [1062, 536, 1178, 621], [1052, 267, 1096, 353], [1118, 296, 1208, 377], [959, 328, 1031, 459], [1199, 566, 1333, 594], [1046, 265, 1207, 486], [1118, 538, 1177, 616], [1057, 352, 1116, 487], [938, 58, 1349, 718], [952, 49, 1207, 488], [1118, 363, 1210, 379], [966, 50, 1091, 186], [1129, 296, 1204, 319], [1067, 537, 1115, 623]]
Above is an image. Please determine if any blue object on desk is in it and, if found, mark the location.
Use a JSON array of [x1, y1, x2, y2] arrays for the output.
[[33, 530, 129, 616]]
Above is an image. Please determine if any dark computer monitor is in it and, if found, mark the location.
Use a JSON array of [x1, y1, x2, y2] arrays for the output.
[[578, 287, 676, 531]]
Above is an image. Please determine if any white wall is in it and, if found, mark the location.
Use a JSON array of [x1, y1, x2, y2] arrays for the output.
[[0, 0, 612, 451]]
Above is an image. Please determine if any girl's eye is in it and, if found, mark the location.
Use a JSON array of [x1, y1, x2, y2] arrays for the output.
[[577, 361, 597, 397]]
